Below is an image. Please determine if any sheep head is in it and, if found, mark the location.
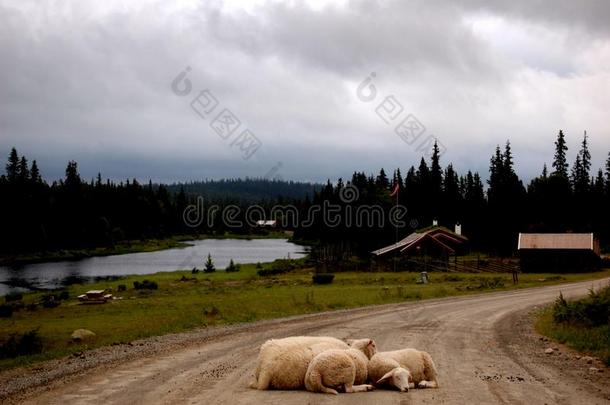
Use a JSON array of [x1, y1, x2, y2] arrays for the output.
[[346, 338, 377, 359], [376, 367, 412, 392]]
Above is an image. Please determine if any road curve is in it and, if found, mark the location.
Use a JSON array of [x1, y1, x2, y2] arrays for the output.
[[10, 277, 610, 405]]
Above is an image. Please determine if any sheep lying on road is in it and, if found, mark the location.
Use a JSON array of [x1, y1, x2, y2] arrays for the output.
[[368, 348, 439, 392], [250, 336, 376, 390], [305, 348, 374, 395]]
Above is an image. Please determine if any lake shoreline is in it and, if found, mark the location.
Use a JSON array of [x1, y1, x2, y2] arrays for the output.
[[0, 231, 294, 267]]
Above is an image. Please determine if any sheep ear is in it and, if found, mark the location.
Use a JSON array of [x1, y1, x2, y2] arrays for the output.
[[377, 370, 395, 385], [367, 339, 374, 346]]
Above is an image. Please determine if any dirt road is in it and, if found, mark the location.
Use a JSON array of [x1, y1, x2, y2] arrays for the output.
[[5, 277, 610, 404]]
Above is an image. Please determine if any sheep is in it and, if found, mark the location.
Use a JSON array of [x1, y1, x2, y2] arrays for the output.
[[305, 348, 374, 395], [250, 336, 376, 390], [368, 348, 439, 392]]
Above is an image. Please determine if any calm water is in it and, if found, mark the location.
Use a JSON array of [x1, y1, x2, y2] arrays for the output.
[[0, 239, 307, 295]]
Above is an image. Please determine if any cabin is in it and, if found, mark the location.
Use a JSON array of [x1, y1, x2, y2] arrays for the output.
[[371, 226, 468, 263], [518, 233, 601, 273]]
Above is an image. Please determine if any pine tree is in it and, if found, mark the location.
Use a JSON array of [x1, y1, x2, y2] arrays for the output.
[[376, 168, 389, 190], [430, 141, 443, 195], [552, 130, 569, 178], [541, 164, 548, 179], [204, 253, 216, 273], [606, 152, 610, 193], [5, 147, 19, 183], [30, 160, 41, 183], [18, 156, 29, 183], [65, 161, 81, 188], [572, 132, 591, 194]]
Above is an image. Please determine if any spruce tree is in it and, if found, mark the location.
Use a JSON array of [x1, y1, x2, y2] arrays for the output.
[[204, 253, 215, 273], [606, 152, 610, 193], [572, 132, 591, 194], [5, 147, 19, 183], [18, 156, 29, 183], [30, 160, 41, 183], [552, 130, 569, 178]]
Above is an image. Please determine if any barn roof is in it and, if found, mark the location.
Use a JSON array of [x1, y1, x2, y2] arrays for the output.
[[518, 233, 595, 251], [371, 226, 468, 256]]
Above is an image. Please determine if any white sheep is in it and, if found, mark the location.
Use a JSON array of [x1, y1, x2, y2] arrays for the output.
[[305, 348, 374, 395], [250, 336, 376, 390], [368, 348, 439, 392]]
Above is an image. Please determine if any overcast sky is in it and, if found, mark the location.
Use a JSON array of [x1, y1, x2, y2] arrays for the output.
[[1, 0, 609, 184]]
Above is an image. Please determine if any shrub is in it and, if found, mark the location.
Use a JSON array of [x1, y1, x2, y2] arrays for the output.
[[0, 304, 13, 318], [117, 284, 127, 292], [133, 280, 158, 290], [0, 329, 43, 359], [58, 291, 70, 300], [312, 273, 335, 285], [5, 292, 23, 302], [203, 306, 220, 316], [191, 267, 199, 274], [552, 285, 610, 326], [225, 259, 240, 272], [41, 295, 60, 308]]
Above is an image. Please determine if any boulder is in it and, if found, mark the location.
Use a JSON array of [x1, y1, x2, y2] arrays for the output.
[[71, 329, 96, 342]]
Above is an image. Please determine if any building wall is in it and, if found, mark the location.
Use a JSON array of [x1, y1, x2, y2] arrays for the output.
[[520, 249, 601, 273]]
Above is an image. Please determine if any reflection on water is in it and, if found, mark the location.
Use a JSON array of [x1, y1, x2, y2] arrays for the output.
[[0, 239, 306, 295]]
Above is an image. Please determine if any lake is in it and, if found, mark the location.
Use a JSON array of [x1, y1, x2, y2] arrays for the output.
[[0, 238, 307, 295]]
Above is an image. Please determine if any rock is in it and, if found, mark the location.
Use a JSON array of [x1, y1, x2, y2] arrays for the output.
[[575, 355, 581, 360], [545, 348, 555, 354], [71, 329, 96, 342], [589, 367, 599, 373], [581, 356, 594, 364]]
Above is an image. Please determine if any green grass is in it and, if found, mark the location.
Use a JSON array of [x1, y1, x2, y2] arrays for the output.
[[2, 264, 609, 371], [536, 286, 610, 366]]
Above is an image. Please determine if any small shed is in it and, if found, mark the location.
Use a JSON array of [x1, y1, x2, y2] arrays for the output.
[[518, 233, 601, 273]]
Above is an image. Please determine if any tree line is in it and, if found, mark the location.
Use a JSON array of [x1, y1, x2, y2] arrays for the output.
[[1, 130, 609, 258], [294, 131, 610, 256]]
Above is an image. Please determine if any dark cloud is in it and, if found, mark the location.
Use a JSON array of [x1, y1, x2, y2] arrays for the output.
[[0, 0, 608, 184]]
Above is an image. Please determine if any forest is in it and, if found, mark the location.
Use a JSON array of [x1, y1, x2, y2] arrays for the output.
[[1, 130, 609, 258]]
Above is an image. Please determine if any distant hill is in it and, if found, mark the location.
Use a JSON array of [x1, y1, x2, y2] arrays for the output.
[[165, 178, 321, 202]]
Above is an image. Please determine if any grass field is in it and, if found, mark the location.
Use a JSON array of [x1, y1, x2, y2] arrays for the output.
[[536, 284, 610, 366], [2, 262, 610, 371]]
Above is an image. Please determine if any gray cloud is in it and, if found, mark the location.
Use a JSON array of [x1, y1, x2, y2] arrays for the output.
[[0, 0, 608, 184]]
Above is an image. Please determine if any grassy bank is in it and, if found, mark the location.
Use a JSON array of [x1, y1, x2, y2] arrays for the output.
[[2, 264, 609, 371], [0, 231, 292, 266], [536, 284, 610, 365]]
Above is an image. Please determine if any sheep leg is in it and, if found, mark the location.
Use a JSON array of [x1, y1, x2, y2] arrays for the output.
[[417, 380, 438, 388], [255, 370, 272, 390], [345, 383, 375, 393]]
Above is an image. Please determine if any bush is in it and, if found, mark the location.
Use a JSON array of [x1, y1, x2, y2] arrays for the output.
[[5, 292, 23, 302], [553, 285, 610, 326], [312, 273, 335, 285], [41, 295, 60, 308], [133, 280, 158, 290], [225, 259, 240, 272], [117, 284, 127, 292], [0, 329, 43, 359], [0, 304, 13, 318], [58, 291, 70, 300]]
